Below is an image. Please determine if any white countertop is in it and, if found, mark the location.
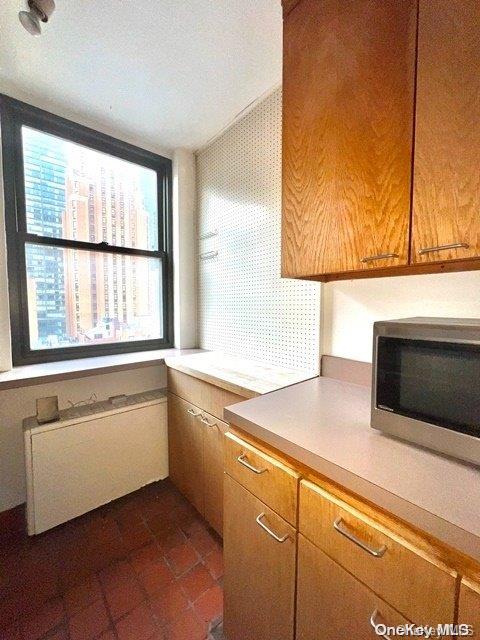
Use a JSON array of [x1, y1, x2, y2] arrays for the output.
[[165, 351, 318, 397], [225, 376, 480, 561]]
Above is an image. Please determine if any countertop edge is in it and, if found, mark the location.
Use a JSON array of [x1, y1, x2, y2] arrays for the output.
[[0, 349, 205, 391], [165, 360, 258, 398], [224, 406, 480, 563]]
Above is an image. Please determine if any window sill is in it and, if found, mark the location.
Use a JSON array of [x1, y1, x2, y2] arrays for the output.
[[0, 348, 204, 391]]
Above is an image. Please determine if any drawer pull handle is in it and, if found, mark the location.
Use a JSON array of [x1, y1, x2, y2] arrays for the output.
[[187, 408, 201, 417], [333, 517, 387, 558], [418, 242, 469, 255], [370, 609, 390, 639], [200, 415, 217, 428], [237, 453, 267, 474], [360, 253, 399, 263], [256, 513, 289, 543]]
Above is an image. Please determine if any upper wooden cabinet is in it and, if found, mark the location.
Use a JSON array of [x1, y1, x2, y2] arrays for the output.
[[282, 0, 416, 278], [412, 0, 480, 264], [282, 0, 480, 280]]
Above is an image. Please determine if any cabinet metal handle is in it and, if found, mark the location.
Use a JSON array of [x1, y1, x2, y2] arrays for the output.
[[256, 513, 289, 543], [418, 242, 469, 255], [360, 253, 399, 263], [333, 517, 387, 558], [236, 453, 267, 474], [370, 609, 390, 639], [200, 415, 217, 428], [187, 408, 201, 417]]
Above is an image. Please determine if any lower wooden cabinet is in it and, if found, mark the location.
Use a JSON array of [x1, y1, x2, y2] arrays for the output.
[[296, 534, 411, 640], [203, 411, 228, 534], [223, 474, 296, 640], [168, 392, 228, 534], [168, 393, 204, 514], [458, 580, 480, 638]]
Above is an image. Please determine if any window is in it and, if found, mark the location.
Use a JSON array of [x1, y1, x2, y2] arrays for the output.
[[1, 96, 173, 365]]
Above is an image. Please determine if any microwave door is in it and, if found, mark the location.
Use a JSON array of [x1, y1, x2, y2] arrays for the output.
[[375, 337, 480, 440]]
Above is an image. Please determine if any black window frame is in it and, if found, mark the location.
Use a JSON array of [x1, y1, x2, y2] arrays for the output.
[[0, 95, 174, 365]]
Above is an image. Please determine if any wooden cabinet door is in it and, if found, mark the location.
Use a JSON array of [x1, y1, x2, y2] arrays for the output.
[[458, 580, 480, 638], [202, 411, 228, 535], [223, 474, 296, 640], [412, 0, 480, 264], [296, 535, 411, 640], [282, 0, 416, 277], [167, 393, 204, 514]]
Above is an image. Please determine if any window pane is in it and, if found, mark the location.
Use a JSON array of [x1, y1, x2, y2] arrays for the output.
[[22, 127, 159, 251], [25, 243, 163, 350]]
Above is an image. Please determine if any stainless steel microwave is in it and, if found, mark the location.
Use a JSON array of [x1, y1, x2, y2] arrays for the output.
[[371, 318, 480, 466]]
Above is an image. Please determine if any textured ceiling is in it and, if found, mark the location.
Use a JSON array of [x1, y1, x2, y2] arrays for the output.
[[0, 1, 282, 154]]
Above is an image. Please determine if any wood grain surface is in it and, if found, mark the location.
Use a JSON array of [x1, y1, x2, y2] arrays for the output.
[[412, 0, 480, 264], [296, 535, 412, 640], [458, 579, 480, 637], [223, 474, 296, 640], [282, 0, 416, 277]]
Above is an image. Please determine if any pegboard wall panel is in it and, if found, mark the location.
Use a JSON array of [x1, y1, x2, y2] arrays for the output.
[[196, 88, 321, 373]]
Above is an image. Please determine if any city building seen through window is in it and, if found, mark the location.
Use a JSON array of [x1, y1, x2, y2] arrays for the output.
[[1, 97, 173, 365]]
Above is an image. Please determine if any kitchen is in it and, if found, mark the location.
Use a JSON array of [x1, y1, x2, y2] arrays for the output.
[[0, 1, 479, 639]]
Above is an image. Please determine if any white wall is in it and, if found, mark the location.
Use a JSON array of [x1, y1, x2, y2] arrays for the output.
[[173, 149, 197, 349], [0, 365, 167, 512], [322, 271, 480, 363], [196, 88, 321, 373]]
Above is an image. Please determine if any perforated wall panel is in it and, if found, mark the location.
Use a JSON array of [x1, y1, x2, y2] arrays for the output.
[[196, 89, 321, 373]]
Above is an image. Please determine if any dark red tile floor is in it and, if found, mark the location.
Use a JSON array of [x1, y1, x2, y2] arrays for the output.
[[0, 480, 224, 640]]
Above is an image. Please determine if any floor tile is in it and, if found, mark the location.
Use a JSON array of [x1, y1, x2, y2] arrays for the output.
[[42, 628, 69, 640], [64, 575, 103, 616], [149, 582, 189, 626], [194, 586, 223, 625], [68, 599, 110, 640], [178, 564, 215, 602], [155, 528, 187, 554], [0, 622, 22, 640], [204, 549, 224, 580], [21, 598, 64, 640], [122, 522, 155, 552], [138, 561, 174, 597], [166, 609, 207, 640], [165, 542, 200, 577], [189, 528, 218, 558], [88, 536, 128, 572], [99, 559, 137, 591], [115, 602, 158, 640], [130, 543, 164, 574], [84, 516, 122, 548], [0, 480, 223, 637], [105, 576, 145, 620]]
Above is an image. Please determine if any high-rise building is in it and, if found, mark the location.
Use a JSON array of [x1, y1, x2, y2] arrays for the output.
[[23, 127, 67, 347], [23, 128, 162, 350]]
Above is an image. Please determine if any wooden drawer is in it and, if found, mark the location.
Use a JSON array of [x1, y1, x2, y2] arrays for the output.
[[458, 579, 480, 638], [299, 480, 456, 626], [297, 534, 411, 640], [167, 368, 246, 420], [224, 432, 299, 525]]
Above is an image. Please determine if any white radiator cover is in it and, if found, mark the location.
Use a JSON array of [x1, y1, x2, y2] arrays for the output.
[[24, 389, 168, 534]]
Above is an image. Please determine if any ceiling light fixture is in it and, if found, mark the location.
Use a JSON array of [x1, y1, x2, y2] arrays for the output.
[[19, 0, 56, 37]]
